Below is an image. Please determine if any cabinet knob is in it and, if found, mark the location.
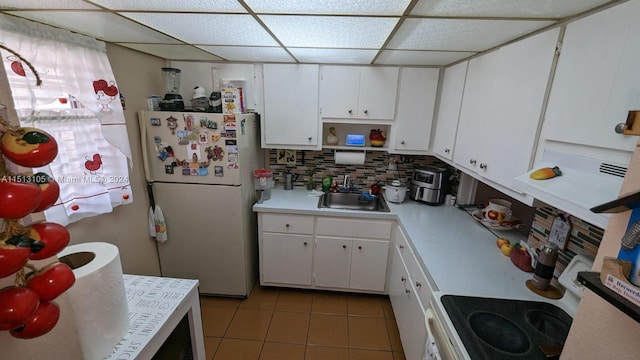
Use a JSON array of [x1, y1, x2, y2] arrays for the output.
[[479, 163, 487, 169], [444, 148, 450, 153], [358, 245, 362, 250], [615, 123, 626, 134], [405, 289, 411, 295], [363, 109, 368, 114], [285, 224, 290, 228], [401, 276, 406, 282], [401, 140, 405, 145], [348, 109, 353, 114], [399, 245, 404, 250], [308, 137, 312, 141], [416, 281, 422, 288], [469, 159, 477, 165], [342, 245, 347, 249]]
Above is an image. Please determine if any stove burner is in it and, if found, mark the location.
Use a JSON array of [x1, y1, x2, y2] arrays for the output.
[[469, 312, 530, 354], [525, 310, 571, 342]]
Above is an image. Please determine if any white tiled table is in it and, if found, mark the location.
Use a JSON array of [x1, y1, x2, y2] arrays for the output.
[[105, 275, 205, 360]]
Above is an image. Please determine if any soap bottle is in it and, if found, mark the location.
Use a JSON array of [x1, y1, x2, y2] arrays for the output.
[[321, 175, 332, 192]]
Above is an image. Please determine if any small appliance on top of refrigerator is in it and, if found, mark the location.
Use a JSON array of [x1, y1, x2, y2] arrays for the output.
[[139, 110, 262, 296]]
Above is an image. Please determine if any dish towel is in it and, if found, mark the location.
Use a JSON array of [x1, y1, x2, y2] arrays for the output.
[[424, 335, 442, 360], [148, 206, 168, 243]]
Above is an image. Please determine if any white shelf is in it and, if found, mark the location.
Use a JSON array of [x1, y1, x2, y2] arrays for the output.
[[323, 145, 387, 151]]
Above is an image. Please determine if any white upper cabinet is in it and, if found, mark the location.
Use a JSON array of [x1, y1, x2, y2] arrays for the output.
[[320, 66, 399, 120], [540, 1, 640, 156], [432, 61, 468, 160], [262, 64, 321, 149], [389, 67, 440, 154], [453, 27, 560, 197]]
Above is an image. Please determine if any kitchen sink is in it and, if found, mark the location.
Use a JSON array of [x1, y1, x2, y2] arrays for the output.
[[317, 192, 390, 212]]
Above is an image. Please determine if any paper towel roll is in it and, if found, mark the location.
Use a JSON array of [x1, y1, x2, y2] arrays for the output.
[[58, 242, 130, 360], [335, 151, 365, 165]]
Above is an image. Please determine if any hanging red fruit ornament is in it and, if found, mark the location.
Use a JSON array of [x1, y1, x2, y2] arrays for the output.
[[1, 127, 58, 167]]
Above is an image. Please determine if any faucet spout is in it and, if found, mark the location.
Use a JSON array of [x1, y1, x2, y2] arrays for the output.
[[343, 175, 351, 188]]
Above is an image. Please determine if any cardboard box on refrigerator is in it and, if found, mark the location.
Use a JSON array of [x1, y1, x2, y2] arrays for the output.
[[222, 87, 244, 114]]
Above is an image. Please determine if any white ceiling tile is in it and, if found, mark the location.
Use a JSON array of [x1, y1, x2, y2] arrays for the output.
[[289, 48, 378, 64], [259, 15, 399, 48], [0, 0, 98, 10], [388, 18, 554, 51], [245, 0, 411, 15], [116, 43, 223, 61], [5, 11, 181, 43], [411, 0, 612, 18], [375, 50, 475, 66], [197, 46, 294, 62], [122, 13, 279, 46], [90, 0, 246, 13]]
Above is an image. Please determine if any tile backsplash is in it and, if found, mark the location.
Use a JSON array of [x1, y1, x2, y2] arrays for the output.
[[264, 149, 459, 192], [527, 206, 603, 280]]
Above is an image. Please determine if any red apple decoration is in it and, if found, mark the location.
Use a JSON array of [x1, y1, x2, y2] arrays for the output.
[[10, 301, 59, 339], [0, 244, 31, 279], [0, 180, 42, 219], [28, 222, 70, 260], [1, 127, 58, 167], [0, 286, 40, 331], [26, 263, 75, 302]]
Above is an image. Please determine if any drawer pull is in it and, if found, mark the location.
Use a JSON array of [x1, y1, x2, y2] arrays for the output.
[[358, 245, 362, 250], [415, 281, 422, 288], [401, 276, 406, 282], [405, 289, 411, 294], [342, 245, 347, 249], [285, 224, 290, 228], [399, 245, 404, 250], [303, 242, 308, 246]]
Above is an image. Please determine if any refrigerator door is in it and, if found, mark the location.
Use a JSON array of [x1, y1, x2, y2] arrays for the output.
[[139, 111, 242, 185], [153, 182, 251, 296]]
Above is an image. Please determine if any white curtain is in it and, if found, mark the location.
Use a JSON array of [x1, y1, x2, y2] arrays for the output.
[[0, 14, 133, 225]]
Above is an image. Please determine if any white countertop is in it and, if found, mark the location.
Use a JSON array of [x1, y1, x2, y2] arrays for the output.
[[254, 188, 566, 305]]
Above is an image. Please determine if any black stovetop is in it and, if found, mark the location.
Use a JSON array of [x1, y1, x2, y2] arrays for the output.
[[441, 295, 572, 360]]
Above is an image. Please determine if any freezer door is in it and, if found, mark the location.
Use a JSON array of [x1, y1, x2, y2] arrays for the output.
[[153, 182, 252, 296], [139, 111, 243, 185]]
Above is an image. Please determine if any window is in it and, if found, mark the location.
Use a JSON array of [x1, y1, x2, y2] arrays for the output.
[[0, 14, 133, 225]]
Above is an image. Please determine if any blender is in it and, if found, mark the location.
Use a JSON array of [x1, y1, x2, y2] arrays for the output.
[[159, 67, 184, 111], [209, 67, 223, 113]]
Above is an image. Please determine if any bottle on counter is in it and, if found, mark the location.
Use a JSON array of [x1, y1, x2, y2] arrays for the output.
[[321, 175, 332, 192]]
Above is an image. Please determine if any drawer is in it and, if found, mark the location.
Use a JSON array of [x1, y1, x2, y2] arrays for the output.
[[316, 217, 392, 240], [261, 213, 315, 234]]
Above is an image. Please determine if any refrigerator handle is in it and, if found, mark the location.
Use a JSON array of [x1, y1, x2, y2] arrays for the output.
[[147, 183, 156, 211], [138, 111, 152, 183]]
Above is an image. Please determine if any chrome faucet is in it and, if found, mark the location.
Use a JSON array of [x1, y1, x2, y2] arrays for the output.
[[343, 175, 351, 188]]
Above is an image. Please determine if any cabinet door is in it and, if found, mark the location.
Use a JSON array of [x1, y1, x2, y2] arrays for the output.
[[455, 28, 559, 188], [358, 67, 399, 120], [432, 61, 468, 160], [391, 67, 440, 153], [349, 239, 389, 292], [263, 64, 320, 148], [541, 1, 640, 153], [314, 236, 351, 289], [261, 233, 313, 286], [388, 246, 426, 360], [320, 66, 360, 119]]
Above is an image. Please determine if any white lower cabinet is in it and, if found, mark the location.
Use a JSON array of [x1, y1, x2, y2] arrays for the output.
[[389, 226, 431, 360], [258, 213, 391, 293], [261, 233, 313, 286], [314, 236, 389, 292]]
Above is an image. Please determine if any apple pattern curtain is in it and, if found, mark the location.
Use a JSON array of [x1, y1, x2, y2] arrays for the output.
[[0, 14, 133, 225]]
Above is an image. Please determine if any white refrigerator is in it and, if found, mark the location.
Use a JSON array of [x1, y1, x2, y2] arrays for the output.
[[138, 110, 262, 296]]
